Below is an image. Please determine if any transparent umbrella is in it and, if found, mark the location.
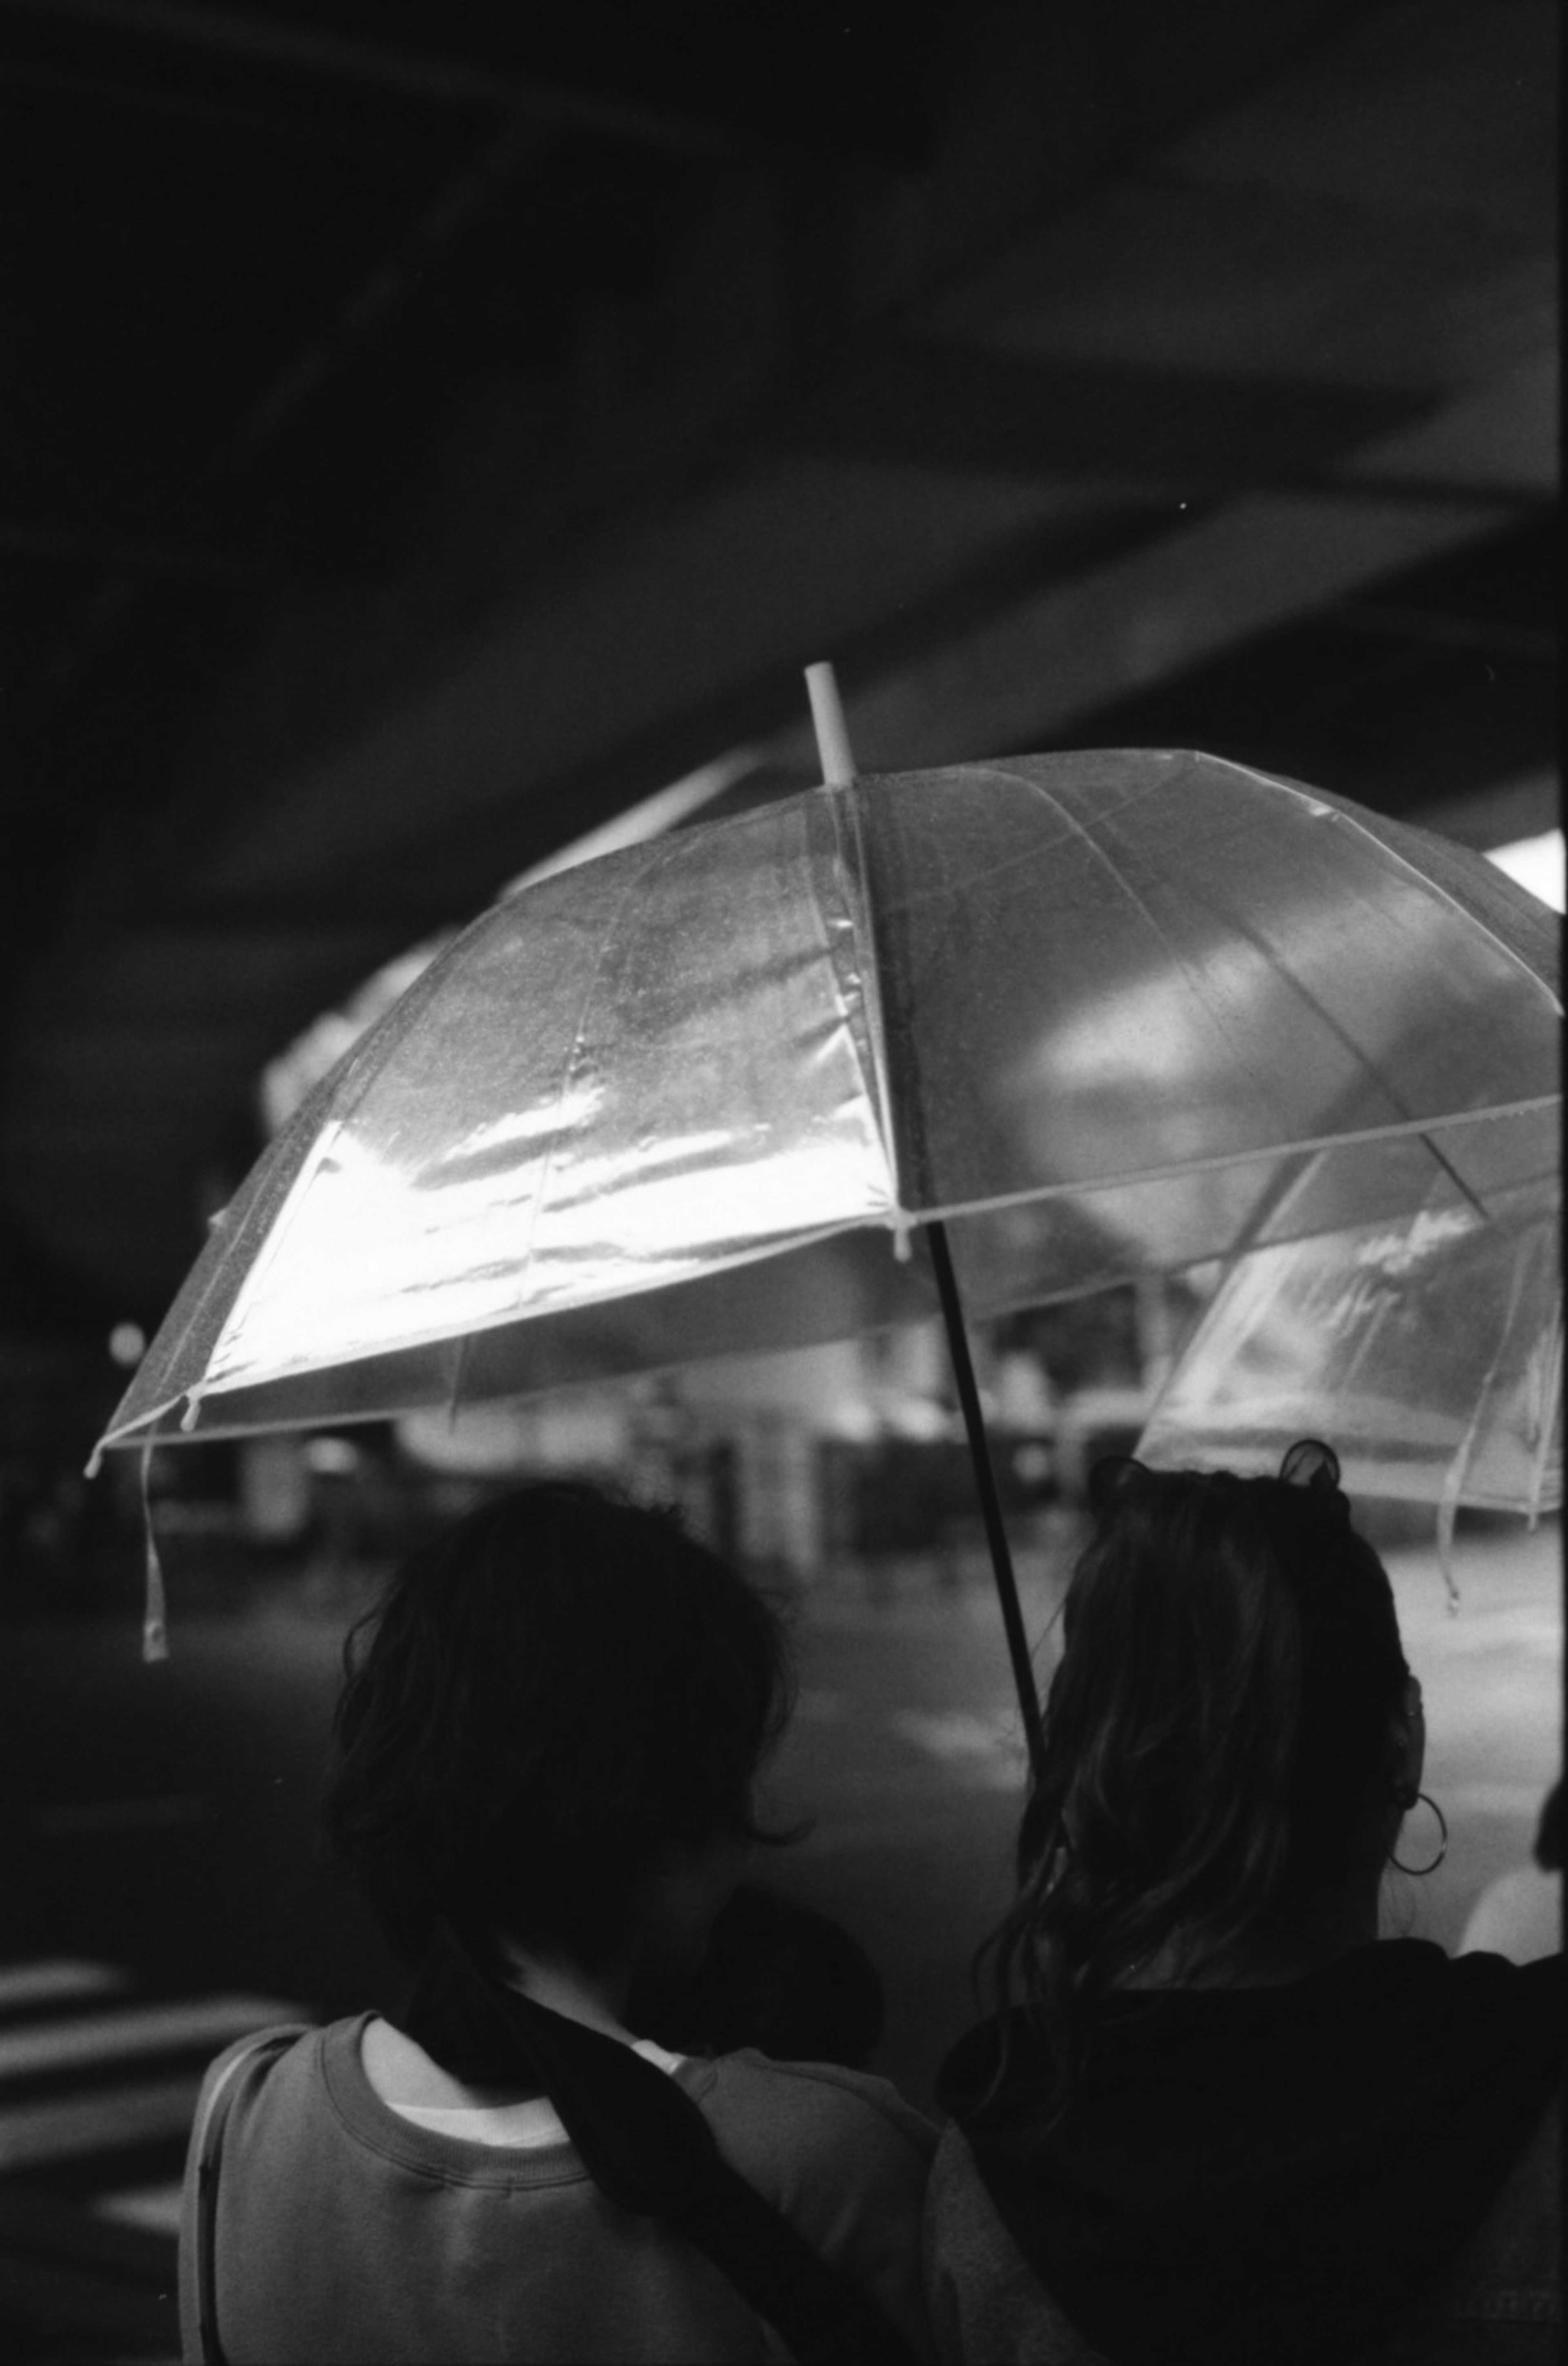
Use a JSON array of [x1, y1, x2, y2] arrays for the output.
[[1138, 1171, 1561, 1573], [94, 719, 1561, 1723]]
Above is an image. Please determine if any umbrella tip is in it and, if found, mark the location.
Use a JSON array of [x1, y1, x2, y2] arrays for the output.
[[804, 662, 856, 786]]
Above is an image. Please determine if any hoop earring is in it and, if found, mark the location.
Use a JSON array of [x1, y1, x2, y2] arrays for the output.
[[1390, 1790, 1448, 1877]]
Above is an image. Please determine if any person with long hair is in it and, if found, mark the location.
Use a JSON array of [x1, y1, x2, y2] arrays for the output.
[[178, 1481, 935, 2363], [925, 1443, 1560, 2364]]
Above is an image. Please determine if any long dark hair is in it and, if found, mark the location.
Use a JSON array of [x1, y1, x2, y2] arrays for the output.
[[323, 1480, 797, 1966], [981, 1442, 1409, 2120]]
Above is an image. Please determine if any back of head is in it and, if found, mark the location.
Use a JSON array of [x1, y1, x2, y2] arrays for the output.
[[988, 1442, 1409, 2103], [323, 1480, 793, 1968]]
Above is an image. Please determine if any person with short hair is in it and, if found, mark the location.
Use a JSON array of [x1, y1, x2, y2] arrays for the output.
[[179, 1481, 935, 2362], [925, 1444, 1561, 2365]]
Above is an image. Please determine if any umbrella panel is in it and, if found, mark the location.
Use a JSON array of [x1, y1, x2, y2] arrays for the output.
[[861, 757, 1557, 1212]]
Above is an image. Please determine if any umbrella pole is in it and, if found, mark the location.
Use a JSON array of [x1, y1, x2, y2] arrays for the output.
[[926, 1219, 1045, 1783]]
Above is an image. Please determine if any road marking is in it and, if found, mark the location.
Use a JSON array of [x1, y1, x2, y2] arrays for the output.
[[90, 2179, 185, 2237], [0, 2078, 203, 2170], [891, 1709, 1026, 1782], [0, 1961, 131, 2014], [0, 1995, 301, 2083]]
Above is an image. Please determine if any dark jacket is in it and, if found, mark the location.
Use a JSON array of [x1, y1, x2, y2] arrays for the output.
[[926, 1942, 1561, 2365]]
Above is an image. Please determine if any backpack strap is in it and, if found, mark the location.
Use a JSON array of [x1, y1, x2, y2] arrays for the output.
[[190, 2026, 309, 2366]]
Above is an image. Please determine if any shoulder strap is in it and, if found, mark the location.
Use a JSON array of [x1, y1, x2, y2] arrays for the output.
[[400, 1921, 923, 2366], [558, 2022, 921, 2366], [191, 2026, 307, 2366]]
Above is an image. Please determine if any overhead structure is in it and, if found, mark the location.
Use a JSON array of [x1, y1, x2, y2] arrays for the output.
[[0, 0, 1556, 1337]]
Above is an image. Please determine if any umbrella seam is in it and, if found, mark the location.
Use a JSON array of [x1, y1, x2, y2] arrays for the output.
[[822, 785, 910, 1240], [909, 1099, 1560, 1223]]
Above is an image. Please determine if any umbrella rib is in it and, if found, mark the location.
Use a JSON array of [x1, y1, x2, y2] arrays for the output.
[[909, 1098, 1559, 1229], [820, 785, 909, 1238]]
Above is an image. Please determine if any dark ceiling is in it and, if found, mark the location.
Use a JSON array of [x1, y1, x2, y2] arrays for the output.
[[0, 0, 1557, 1340]]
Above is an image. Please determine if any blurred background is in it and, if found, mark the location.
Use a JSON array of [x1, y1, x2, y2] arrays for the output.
[[0, 2, 1558, 2356]]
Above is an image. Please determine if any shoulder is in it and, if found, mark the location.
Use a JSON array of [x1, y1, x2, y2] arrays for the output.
[[925, 2121, 1007, 2255], [178, 2020, 328, 2356], [924, 2126, 1106, 2366], [1356, 1939, 1563, 2037], [691, 2050, 936, 2238], [695, 2047, 938, 2171], [1458, 1872, 1564, 1966], [1396, 2097, 1561, 2357], [1439, 2094, 1561, 2292], [1423, 1940, 1564, 2043], [925, 2122, 1027, 2269], [694, 2054, 939, 2359], [189, 2018, 342, 2170], [195, 2018, 320, 2113]]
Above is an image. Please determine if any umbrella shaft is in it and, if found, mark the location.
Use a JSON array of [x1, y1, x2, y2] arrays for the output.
[[926, 1221, 1045, 1782]]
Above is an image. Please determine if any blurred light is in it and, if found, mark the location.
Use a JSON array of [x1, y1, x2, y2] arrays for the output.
[[258, 938, 452, 1137], [303, 1436, 361, 1475], [1486, 830, 1564, 913], [503, 746, 759, 893], [108, 1322, 146, 1368]]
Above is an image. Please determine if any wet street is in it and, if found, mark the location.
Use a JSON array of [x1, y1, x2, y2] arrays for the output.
[[0, 1511, 1559, 2356]]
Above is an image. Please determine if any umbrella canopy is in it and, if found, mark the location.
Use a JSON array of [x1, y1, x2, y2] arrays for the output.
[[1138, 1176, 1561, 1518], [97, 748, 1560, 1454]]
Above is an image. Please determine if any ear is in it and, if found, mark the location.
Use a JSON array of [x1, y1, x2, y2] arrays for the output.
[[1389, 1675, 1426, 1809]]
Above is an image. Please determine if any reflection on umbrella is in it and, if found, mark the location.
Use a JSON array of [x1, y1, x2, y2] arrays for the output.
[[1138, 1174, 1561, 1586], [94, 691, 1561, 1728]]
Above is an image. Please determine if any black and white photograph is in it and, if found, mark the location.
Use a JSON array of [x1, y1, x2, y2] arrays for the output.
[[0, 5, 1558, 2359]]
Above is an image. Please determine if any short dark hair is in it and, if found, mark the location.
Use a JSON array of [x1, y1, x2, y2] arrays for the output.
[[323, 1481, 795, 1966], [984, 1443, 1409, 2114]]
